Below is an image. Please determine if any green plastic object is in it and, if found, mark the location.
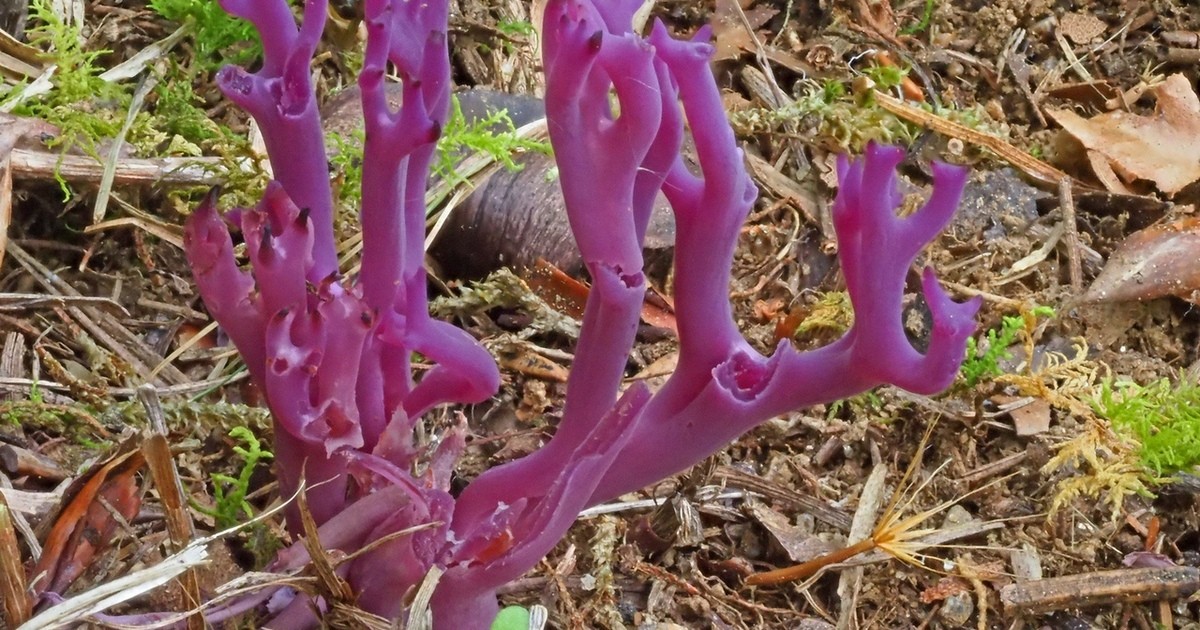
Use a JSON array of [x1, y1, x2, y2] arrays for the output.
[[490, 606, 530, 630]]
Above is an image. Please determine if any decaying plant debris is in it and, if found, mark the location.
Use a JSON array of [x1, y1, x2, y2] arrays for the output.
[[1, 0, 1200, 628]]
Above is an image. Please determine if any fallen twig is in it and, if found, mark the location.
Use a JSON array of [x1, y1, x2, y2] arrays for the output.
[[1001, 567, 1200, 615]]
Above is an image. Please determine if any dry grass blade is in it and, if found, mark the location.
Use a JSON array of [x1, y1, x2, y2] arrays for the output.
[[404, 566, 445, 630], [0, 27, 44, 79], [138, 385, 204, 630], [296, 475, 355, 603], [24, 484, 305, 629], [20, 544, 209, 630], [0, 293, 129, 316], [99, 22, 191, 83], [93, 73, 157, 225], [837, 463, 888, 627], [715, 464, 852, 531], [0, 148, 10, 272], [147, 320, 218, 382], [0, 490, 31, 627], [85, 214, 187, 250]]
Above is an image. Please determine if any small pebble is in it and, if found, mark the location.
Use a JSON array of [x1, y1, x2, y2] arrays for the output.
[[939, 591, 974, 626]]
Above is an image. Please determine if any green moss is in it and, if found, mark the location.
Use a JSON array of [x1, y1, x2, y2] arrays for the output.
[[149, 0, 260, 70], [900, 0, 937, 36], [8, 0, 127, 163], [960, 306, 1055, 388], [328, 128, 365, 206], [4, 1, 261, 203], [1097, 376, 1200, 476], [196, 425, 274, 528], [153, 74, 222, 146], [730, 74, 1009, 154], [793, 290, 853, 338], [432, 94, 552, 188]]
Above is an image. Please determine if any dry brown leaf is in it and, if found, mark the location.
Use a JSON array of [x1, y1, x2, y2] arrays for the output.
[[746, 500, 835, 563], [498, 346, 570, 382], [1048, 74, 1200, 195], [1008, 398, 1052, 436], [525, 258, 678, 333], [1083, 217, 1200, 303], [30, 439, 145, 597], [712, 0, 777, 61]]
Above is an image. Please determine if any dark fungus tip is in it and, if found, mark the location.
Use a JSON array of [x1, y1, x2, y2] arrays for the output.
[[297, 206, 311, 226], [360, 309, 374, 327], [587, 30, 604, 52], [204, 184, 223, 205], [260, 222, 274, 249], [274, 306, 290, 320]]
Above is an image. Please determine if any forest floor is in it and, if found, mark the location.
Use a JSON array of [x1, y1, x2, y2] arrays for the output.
[[2, 0, 1200, 628]]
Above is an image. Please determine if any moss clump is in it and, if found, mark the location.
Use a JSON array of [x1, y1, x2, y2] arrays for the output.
[[1097, 376, 1200, 476], [960, 306, 1055, 388], [148, 0, 260, 70]]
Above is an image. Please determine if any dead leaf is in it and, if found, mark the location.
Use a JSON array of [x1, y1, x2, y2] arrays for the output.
[[1083, 217, 1200, 303], [1008, 398, 1053, 436], [746, 499, 835, 563], [754, 297, 785, 321], [30, 439, 145, 597], [633, 350, 678, 380], [1046, 80, 1122, 108], [0, 492, 30, 626], [712, 0, 777, 61], [525, 258, 589, 319], [498, 345, 570, 382], [1048, 74, 1200, 195], [525, 258, 677, 333], [640, 287, 678, 333]]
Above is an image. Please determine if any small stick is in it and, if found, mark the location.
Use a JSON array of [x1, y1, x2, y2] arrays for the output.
[[872, 90, 1083, 189], [1166, 48, 1200, 65], [138, 385, 204, 630], [9, 149, 225, 186], [1001, 567, 1200, 614], [1058, 177, 1083, 292], [0, 444, 68, 482], [0, 332, 24, 403]]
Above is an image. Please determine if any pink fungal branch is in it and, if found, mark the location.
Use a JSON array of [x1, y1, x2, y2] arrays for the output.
[[179, 0, 980, 626]]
